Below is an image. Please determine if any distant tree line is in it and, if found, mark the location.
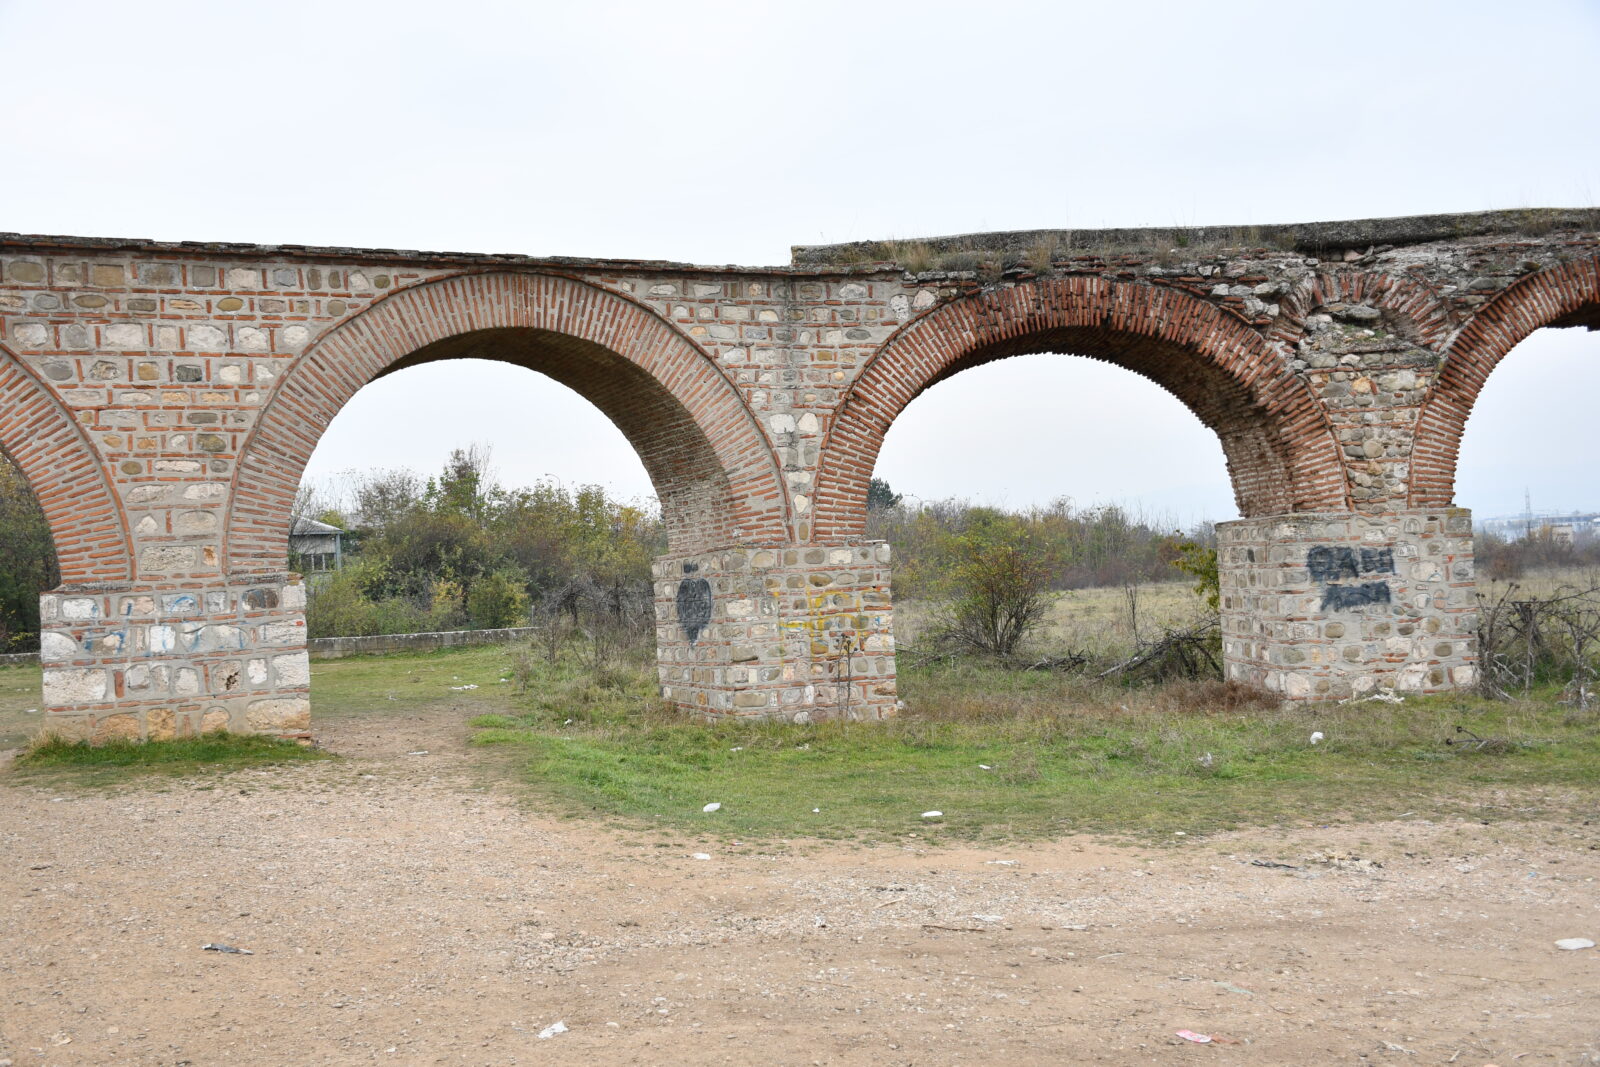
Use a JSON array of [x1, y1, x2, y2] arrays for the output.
[[866, 478, 1215, 599], [299, 446, 664, 638], [5, 450, 1595, 657], [1476, 525, 1600, 582]]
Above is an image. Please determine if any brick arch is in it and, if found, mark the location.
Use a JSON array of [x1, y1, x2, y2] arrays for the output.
[[225, 271, 788, 573], [1270, 270, 1455, 350], [811, 277, 1347, 539], [0, 343, 132, 582], [1410, 257, 1600, 508]]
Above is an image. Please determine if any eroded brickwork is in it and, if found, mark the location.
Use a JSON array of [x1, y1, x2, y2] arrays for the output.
[[1, 209, 1596, 735]]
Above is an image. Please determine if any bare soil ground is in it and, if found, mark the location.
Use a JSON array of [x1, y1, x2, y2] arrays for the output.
[[2, 707, 1597, 1066]]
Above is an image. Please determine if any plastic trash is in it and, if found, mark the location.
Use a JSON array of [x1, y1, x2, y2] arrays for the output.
[[1176, 1030, 1211, 1043], [202, 943, 252, 955], [702, 802, 721, 813], [921, 811, 943, 819], [691, 853, 711, 860], [1555, 937, 1595, 950], [537, 1021, 567, 1040], [1310, 731, 1324, 744]]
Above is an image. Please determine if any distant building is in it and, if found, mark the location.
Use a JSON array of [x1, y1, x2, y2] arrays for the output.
[[1478, 511, 1600, 541], [290, 517, 344, 571]]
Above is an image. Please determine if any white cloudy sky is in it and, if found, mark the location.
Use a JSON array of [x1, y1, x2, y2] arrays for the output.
[[2, 0, 1596, 523]]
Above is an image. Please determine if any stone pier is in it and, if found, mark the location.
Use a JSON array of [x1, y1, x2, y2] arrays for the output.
[[1219, 510, 1476, 700]]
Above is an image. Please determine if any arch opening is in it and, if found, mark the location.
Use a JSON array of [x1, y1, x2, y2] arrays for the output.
[[290, 355, 669, 639], [227, 272, 789, 576], [813, 278, 1345, 541], [1411, 258, 1600, 510], [1454, 326, 1600, 526], [0, 448, 59, 653], [872, 350, 1236, 526], [374, 325, 728, 552]]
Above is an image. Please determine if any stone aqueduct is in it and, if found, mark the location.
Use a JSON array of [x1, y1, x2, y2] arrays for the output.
[[2, 209, 1597, 740]]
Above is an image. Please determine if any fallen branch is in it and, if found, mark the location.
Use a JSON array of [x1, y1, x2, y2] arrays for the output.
[[1095, 617, 1220, 681]]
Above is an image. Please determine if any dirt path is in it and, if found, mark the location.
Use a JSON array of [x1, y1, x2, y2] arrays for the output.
[[2, 710, 1597, 1065]]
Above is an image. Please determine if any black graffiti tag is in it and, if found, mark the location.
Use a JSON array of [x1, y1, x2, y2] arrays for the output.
[[1309, 545, 1396, 612], [1321, 581, 1391, 611], [1307, 545, 1394, 583], [675, 577, 713, 644]]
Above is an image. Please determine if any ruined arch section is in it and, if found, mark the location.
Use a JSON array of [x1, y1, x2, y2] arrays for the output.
[[1411, 257, 1600, 509], [810, 276, 1348, 539], [225, 270, 790, 572], [0, 344, 131, 582]]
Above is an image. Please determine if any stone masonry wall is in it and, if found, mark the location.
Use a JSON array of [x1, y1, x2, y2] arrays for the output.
[[38, 575, 309, 742], [654, 543, 895, 720], [1219, 510, 1476, 700]]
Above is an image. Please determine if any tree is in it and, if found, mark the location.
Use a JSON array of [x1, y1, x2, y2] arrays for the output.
[[867, 477, 902, 511], [932, 514, 1052, 658], [0, 455, 59, 651], [466, 568, 531, 629], [352, 468, 423, 535], [1170, 539, 1220, 611]]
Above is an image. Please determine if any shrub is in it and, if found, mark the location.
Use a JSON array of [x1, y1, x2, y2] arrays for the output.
[[467, 568, 531, 629], [931, 517, 1052, 659]]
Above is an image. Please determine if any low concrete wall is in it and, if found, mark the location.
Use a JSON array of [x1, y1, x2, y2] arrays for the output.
[[0, 625, 539, 669], [306, 625, 538, 659]]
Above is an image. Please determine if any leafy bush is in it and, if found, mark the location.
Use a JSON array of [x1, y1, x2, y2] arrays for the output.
[[467, 568, 531, 629], [929, 514, 1053, 658]]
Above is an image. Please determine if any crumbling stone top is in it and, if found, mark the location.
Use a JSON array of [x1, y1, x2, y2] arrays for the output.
[[0, 231, 838, 277], [791, 208, 1600, 268], [5, 208, 1595, 278]]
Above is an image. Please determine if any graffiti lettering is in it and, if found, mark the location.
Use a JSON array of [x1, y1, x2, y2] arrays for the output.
[[1321, 581, 1391, 612], [1308, 545, 1394, 583], [1309, 545, 1396, 612]]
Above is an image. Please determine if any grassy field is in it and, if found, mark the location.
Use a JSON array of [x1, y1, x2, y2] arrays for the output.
[[896, 579, 1212, 659], [0, 663, 43, 749], [463, 647, 1600, 842], [4, 575, 1596, 841]]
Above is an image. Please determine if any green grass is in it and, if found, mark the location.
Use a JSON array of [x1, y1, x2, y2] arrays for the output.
[[11, 731, 331, 785], [304, 644, 527, 721], [5, 637, 1596, 843], [0, 663, 44, 749], [896, 580, 1215, 660], [470, 653, 1600, 843]]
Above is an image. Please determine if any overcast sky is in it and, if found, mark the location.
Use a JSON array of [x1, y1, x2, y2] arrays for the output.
[[2, 0, 1595, 523]]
